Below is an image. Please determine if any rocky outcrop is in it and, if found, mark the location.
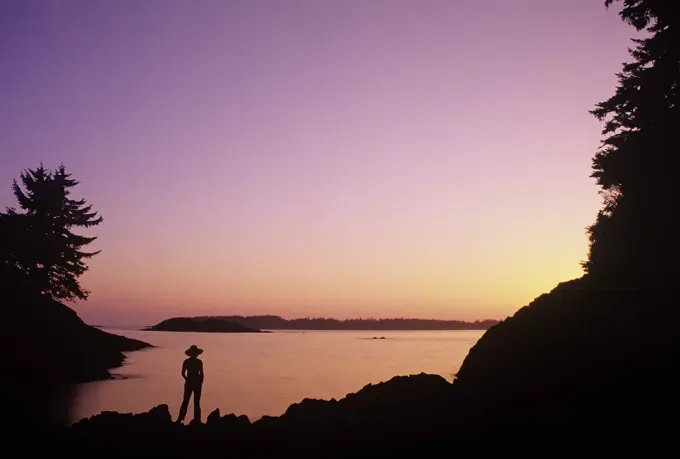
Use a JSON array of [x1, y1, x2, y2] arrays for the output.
[[59, 373, 457, 454], [452, 275, 680, 438], [11, 276, 680, 452], [52, 368, 655, 454], [6, 291, 151, 383], [3, 288, 151, 426], [205, 408, 251, 430]]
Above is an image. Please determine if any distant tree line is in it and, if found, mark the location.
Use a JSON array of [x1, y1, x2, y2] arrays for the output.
[[199, 315, 499, 330]]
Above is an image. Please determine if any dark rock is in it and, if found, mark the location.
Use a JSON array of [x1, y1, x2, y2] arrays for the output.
[[3, 287, 151, 427], [452, 275, 680, 440], [206, 408, 221, 424], [251, 372, 453, 437], [5, 289, 151, 383], [73, 404, 172, 429], [61, 373, 456, 454], [146, 404, 173, 423], [206, 408, 250, 429]]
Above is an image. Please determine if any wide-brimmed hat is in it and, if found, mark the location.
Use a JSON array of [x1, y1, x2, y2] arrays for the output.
[[185, 345, 203, 357]]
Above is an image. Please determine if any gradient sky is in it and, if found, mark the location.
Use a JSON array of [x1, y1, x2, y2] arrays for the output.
[[1, 0, 636, 326]]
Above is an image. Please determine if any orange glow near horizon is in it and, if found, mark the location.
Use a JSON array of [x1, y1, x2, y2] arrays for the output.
[[75, 201, 593, 325]]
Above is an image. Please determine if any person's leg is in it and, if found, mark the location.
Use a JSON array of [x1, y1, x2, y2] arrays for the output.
[[177, 384, 192, 422], [193, 384, 202, 422]]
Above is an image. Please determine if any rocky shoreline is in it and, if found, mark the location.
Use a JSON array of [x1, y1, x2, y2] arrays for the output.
[[81, 375, 441, 435], [6, 279, 678, 454], [36, 373, 558, 454], [31, 374, 450, 454], [43, 369, 672, 455], [5, 288, 152, 426], [10, 277, 680, 453]]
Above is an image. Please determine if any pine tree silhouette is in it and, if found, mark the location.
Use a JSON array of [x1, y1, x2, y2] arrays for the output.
[[583, 0, 679, 286], [3, 163, 103, 301]]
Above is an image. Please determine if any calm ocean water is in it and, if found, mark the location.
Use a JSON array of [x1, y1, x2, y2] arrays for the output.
[[69, 328, 484, 424]]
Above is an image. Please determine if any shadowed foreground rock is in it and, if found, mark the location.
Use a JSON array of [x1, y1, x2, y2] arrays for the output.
[[45, 370, 656, 456], [57, 374, 459, 455], [3, 287, 152, 426], [452, 276, 680, 443], [19, 281, 680, 454]]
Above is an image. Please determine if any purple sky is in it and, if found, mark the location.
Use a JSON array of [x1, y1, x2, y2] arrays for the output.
[[0, 0, 636, 326]]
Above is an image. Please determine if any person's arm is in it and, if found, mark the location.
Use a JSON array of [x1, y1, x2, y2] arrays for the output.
[[199, 360, 204, 384], [181, 359, 187, 380]]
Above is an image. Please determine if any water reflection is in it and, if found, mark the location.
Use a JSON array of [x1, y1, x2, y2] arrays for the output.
[[68, 329, 483, 423]]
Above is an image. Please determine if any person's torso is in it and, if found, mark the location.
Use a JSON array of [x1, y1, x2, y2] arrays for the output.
[[185, 358, 202, 384]]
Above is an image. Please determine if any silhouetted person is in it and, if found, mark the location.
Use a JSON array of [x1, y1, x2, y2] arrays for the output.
[[177, 344, 204, 423]]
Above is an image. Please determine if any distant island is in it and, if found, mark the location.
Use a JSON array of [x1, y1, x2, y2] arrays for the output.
[[161, 315, 499, 331], [146, 317, 268, 333]]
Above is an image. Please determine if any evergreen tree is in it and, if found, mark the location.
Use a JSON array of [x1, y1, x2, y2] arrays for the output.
[[583, 0, 679, 285], [2, 164, 103, 301]]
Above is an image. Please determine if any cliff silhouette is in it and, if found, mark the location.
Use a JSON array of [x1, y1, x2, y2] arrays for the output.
[[452, 277, 678, 437], [4, 285, 151, 427]]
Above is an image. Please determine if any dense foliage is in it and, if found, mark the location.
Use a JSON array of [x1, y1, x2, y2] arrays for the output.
[[583, 0, 679, 286], [1, 164, 102, 301]]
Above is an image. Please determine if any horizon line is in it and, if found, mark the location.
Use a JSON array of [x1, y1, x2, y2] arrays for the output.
[[93, 314, 502, 329]]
